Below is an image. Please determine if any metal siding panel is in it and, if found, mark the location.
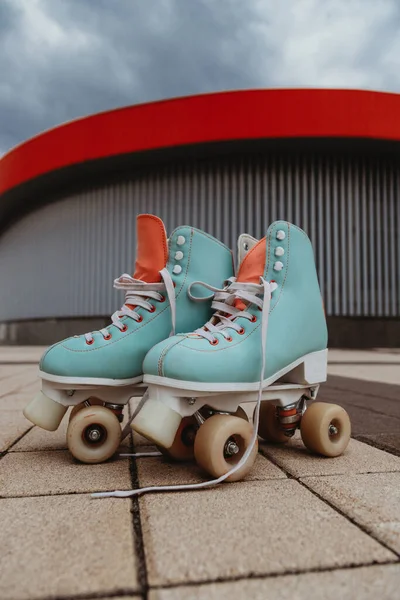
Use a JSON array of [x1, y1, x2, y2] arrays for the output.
[[388, 166, 397, 316], [332, 161, 340, 316], [397, 164, 400, 315], [317, 159, 324, 302], [381, 166, 389, 317], [360, 161, 368, 315], [375, 164, 383, 317], [324, 157, 333, 315], [346, 161, 354, 316], [353, 160, 361, 316], [368, 164, 375, 316], [0, 153, 398, 321]]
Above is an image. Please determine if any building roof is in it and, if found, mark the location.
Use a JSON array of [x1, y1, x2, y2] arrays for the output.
[[1, 88, 400, 199]]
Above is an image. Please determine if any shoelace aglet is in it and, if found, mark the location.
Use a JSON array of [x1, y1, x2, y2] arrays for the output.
[[92, 490, 132, 498]]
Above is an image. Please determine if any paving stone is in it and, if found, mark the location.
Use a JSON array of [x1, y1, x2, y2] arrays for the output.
[[0, 368, 39, 397], [357, 433, 400, 457], [12, 408, 132, 452], [140, 479, 394, 586], [149, 563, 400, 600], [322, 383, 400, 415], [330, 403, 400, 437], [10, 419, 70, 452], [328, 364, 400, 385], [137, 453, 286, 487], [319, 380, 400, 437], [259, 435, 400, 478], [0, 494, 138, 599], [0, 346, 45, 363], [0, 364, 29, 381], [0, 410, 32, 452], [20, 379, 41, 394], [303, 472, 400, 554], [101, 597, 140, 600], [325, 375, 400, 403], [0, 450, 132, 497], [328, 349, 400, 364], [0, 391, 34, 411]]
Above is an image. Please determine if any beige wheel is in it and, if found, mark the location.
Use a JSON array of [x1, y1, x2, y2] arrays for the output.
[[194, 414, 258, 482], [157, 416, 198, 461], [69, 398, 103, 422], [300, 402, 351, 457], [256, 402, 290, 444], [67, 405, 121, 463]]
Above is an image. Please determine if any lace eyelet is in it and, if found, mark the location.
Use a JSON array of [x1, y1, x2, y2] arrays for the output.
[[121, 325, 128, 332], [226, 336, 233, 342], [137, 316, 143, 323], [86, 339, 94, 345], [158, 294, 166, 303], [238, 328, 245, 335], [210, 338, 219, 346], [149, 305, 156, 313], [104, 334, 112, 340], [250, 315, 257, 323]]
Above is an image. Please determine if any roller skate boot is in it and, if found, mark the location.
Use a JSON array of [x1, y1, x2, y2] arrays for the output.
[[132, 221, 351, 486], [23, 214, 234, 463]]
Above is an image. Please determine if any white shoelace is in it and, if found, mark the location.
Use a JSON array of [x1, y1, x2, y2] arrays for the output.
[[84, 267, 176, 343], [92, 277, 273, 499]]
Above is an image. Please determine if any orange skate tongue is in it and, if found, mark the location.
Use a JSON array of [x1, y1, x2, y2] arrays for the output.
[[234, 237, 266, 310], [127, 214, 168, 309], [133, 214, 168, 282]]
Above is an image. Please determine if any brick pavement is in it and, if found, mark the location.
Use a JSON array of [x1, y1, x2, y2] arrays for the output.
[[0, 347, 399, 599]]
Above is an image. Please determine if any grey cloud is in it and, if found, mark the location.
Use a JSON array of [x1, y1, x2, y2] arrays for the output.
[[0, 0, 399, 155]]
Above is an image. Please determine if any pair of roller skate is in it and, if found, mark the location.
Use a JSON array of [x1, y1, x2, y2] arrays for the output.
[[23, 214, 351, 497]]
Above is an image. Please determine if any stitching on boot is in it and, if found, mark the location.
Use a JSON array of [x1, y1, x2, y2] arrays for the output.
[[157, 337, 185, 377]]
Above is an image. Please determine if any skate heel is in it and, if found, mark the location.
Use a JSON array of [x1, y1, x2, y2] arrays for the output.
[[284, 349, 327, 385], [23, 391, 68, 431], [132, 397, 182, 448]]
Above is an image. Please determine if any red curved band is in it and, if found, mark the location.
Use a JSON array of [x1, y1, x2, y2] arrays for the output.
[[1, 88, 399, 196]]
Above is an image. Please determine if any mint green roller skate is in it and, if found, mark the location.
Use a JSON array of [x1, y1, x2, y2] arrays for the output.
[[131, 221, 351, 487], [23, 214, 234, 463]]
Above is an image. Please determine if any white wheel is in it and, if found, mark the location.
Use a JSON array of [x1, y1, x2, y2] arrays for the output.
[[194, 414, 258, 482], [67, 406, 121, 463], [300, 402, 351, 457]]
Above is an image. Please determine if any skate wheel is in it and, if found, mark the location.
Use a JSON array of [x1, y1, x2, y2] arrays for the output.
[[194, 414, 258, 482], [67, 406, 121, 463], [157, 416, 198, 461], [69, 398, 103, 422], [256, 402, 290, 444], [300, 402, 351, 457]]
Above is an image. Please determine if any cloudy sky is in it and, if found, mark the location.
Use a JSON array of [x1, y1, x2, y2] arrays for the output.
[[0, 0, 399, 155]]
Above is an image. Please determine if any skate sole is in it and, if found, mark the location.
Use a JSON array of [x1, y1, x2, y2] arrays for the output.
[[142, 349, 327, 392], [39, 371, 143, 387]]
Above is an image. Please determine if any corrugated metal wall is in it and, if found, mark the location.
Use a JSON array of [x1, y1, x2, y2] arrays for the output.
[[0, 152, 399, 321]]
